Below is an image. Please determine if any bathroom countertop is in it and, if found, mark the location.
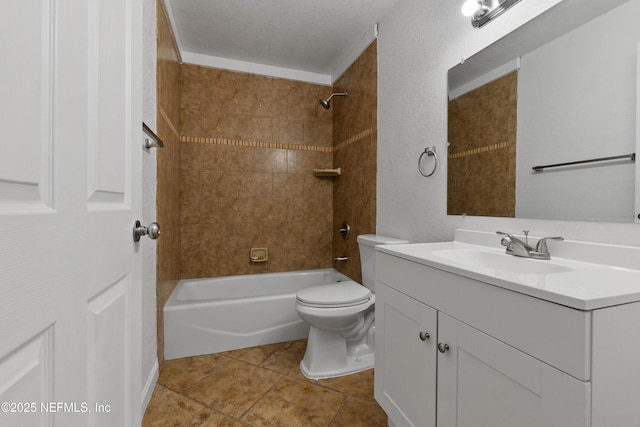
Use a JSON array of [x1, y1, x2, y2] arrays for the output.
[[376, 229, 640, 311]]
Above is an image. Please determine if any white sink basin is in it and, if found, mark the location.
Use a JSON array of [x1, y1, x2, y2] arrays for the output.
[[376, 230, 640, 310], [432, 249, 573, 275]]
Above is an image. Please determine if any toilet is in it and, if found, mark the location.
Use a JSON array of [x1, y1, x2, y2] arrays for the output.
[[295, 234, 409, 379]]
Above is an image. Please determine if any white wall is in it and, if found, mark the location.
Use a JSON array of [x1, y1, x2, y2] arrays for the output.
[[141, 0, 158, 413], [516, 0, 639, 222], [377, 0, 640, 246]]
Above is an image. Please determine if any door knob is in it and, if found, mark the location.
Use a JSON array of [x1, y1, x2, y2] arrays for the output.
[[438, 343, 450, 353], [133, 220, 161, 242], [419, 331, 430, 341]]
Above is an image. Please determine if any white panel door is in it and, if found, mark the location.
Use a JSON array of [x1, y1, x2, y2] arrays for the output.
[[437, 313, 590, 427], [375, 283, 438, 427], [0, 0, 142, 426]]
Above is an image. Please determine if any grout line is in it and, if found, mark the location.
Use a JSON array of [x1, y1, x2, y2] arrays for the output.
[[327, 393, 349, 426], [237, 373, 286, 421], [173, 354, 236, 396], [190, 404, 252, 427], [223, 342, 286, 366]]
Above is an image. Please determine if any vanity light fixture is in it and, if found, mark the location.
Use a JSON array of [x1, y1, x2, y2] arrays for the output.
[[461, 0, 522, 28]]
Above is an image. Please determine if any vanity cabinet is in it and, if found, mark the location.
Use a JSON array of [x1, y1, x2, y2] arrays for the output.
[[437, 312, 589, 427], [375, 283, 438, 426], [374, 250, 640, 427], [376, 283, 589, 427]]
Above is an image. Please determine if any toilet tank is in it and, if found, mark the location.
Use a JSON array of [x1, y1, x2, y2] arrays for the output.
[[357, 234, 409, 291]]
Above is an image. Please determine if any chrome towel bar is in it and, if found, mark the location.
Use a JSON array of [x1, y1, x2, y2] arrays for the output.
[[532, 153, 635, 172], [142, 122, 165, 149]]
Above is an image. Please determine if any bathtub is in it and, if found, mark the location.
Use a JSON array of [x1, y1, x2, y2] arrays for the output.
[[164, 268, 351, 360]]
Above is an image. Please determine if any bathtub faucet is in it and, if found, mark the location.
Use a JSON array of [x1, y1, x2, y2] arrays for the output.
[[333, 256, 348, 263]]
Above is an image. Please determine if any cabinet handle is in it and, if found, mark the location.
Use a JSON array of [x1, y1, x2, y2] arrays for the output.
[[419, 331, 430, 341], [438, 343, 450, 353]]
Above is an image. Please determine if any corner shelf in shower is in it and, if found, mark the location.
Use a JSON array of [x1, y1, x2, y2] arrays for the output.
[[313, 167, 341, 177]]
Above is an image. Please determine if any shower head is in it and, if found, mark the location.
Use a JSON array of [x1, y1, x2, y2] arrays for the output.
[[319, 90, 348, 109]]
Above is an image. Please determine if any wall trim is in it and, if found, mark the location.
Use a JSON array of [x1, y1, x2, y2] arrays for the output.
[[141, 358, 159, 416], [449, 58, 520, 100], [141, 358, 160, 417], [181, 51, 332, 86]]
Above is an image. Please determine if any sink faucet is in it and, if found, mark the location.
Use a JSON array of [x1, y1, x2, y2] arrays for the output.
[[496, 231, 564, 260]]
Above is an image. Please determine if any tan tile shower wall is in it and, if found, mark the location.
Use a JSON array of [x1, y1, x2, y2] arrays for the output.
[[155, 0, 182, 363], [179, 65, 334, 278], [448, 71, 517, 217], [332, 42, 378, 283]]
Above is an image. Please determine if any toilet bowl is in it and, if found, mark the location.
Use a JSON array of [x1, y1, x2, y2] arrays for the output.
[[295, 234, 409, 379]]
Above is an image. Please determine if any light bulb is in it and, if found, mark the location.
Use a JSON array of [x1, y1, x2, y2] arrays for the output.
[[461, 0, 479, 17]]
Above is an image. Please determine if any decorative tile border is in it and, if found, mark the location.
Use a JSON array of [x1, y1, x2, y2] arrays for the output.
[[180, 136, 333, 152], [159, 106, 180, 140], [181, 126, 374, 153], [448, 141, 508, 159], [333, 128, 373, 152]]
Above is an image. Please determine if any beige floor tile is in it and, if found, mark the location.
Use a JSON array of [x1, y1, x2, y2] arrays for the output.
[[222, 342, 284, 365], [187, 408, 249, 426], [317, 369, 376, 401], [186, 359, 282, 418], [159, 353, 233, 392], [143, 340, 389, 426], [142, 385, 206, 427], [330, 396, 388, 427], [242, 376, 345, 427], [260, 339, 307, 375]]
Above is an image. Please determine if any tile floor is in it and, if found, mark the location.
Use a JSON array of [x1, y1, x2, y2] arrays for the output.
[[142, 339, 388, 426]]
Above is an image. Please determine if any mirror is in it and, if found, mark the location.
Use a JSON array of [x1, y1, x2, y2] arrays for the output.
[[447, 0, 639, 222]]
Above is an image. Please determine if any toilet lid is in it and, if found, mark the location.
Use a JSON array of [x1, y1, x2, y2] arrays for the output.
[[296, 281, 372, 308]]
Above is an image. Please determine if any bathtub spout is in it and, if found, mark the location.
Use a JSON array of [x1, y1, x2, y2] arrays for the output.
[[333, 256, 348, 263]]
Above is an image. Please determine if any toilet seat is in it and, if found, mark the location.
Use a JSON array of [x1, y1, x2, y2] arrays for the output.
[[296, 281, 372, 308]]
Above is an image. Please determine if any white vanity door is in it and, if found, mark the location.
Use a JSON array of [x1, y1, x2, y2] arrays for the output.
[[437, 313, 590, 427], [375, 283, 438, 427]]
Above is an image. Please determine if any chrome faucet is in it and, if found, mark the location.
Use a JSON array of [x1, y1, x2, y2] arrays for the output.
[[497, 231, 563, 260]]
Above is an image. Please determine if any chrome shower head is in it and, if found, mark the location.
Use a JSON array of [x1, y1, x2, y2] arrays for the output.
[[320, 98, 331, 109], [319, 90, 347, 109]]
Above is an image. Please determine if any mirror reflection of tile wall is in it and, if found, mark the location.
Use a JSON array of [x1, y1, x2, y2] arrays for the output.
[[448, 71, 517, 217]]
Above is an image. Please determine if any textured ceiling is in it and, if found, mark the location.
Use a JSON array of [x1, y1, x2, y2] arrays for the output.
[[165, 0, 399, 77]]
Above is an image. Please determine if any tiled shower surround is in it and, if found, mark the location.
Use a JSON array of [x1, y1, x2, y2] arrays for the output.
[[155, 0, 182, 363], [332, 42, 378, 283], [178, 42, 378, 279], [154, 5, 379, 361], [178, 65, 334, 277]]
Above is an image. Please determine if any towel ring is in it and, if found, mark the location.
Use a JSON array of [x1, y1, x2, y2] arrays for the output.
[[418, 146, 438, 177]]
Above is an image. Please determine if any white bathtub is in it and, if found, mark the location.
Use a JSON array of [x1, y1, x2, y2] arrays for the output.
[[164, 268, 351, 360]]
